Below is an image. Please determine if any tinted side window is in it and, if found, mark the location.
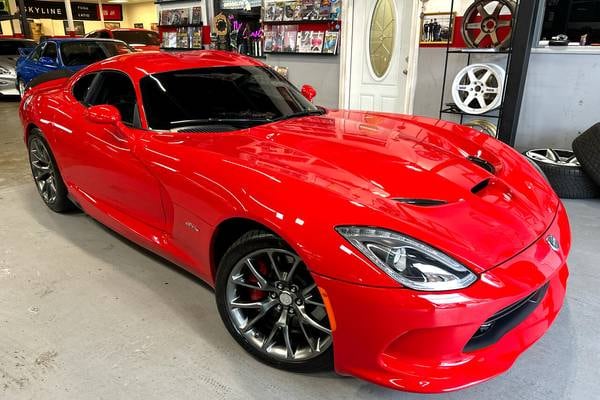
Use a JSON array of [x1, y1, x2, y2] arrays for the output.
[[89, 71, 137, 125], [72, 73, 97, 104], [41, 42, 57, 60], [60, 41, 132, 66], [29, 44, 44, 61]]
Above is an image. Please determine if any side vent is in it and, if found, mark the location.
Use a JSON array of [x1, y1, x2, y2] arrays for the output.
[[471, 179, 490, 194], [393, 198, 448, 206], [467, 156, 496, 174]]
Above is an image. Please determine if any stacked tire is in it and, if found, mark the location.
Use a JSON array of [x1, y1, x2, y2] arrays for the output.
[[523, 123, 600, 199]]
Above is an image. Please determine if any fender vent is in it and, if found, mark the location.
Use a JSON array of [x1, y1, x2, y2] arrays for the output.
[[393, 198, 448, 206], [468, 156, 496, 174]]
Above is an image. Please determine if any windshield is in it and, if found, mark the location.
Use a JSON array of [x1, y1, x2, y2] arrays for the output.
[[60, 41, 132, 66], [140, 66, 320, 130], [113, 31, 160, 46], [0, 40, 36, 55]]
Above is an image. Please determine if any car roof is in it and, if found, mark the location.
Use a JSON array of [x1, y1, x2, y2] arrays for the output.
[[89, 50, 265, 79], [43, 38, 127, 43]]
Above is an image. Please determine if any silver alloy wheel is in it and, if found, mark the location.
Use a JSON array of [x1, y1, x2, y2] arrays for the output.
[[225, 248, 332, 361], [525, 149, 580, 167], [452, 63, 505, 115], [29, 137, 58, 205]]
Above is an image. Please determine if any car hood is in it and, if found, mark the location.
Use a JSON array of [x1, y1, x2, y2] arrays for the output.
[[236, 110, 559, 272]]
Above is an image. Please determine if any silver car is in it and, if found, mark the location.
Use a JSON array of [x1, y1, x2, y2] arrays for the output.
[[0, 38, 36, 96]]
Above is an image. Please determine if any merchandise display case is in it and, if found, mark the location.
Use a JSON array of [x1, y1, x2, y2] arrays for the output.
[[262, 0, 341, 55], [156, 0, 209, 50]]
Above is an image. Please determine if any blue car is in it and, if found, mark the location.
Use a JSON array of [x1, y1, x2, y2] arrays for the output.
[[15, 38, 134, 97]]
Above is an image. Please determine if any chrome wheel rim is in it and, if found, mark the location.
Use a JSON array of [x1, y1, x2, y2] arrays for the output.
[[29, 137, 58, 205], [226, 249, 332, 361], [526, 149, 580, 167]]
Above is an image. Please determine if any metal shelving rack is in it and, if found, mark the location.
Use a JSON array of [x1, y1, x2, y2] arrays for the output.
[[438, 0, 517, 126]]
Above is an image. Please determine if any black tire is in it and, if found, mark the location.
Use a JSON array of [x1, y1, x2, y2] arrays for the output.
[[28, 129, 75, 212], [573, 122, 600, 187], [215, 230, 333, 373], [524, 149, 600, 199]]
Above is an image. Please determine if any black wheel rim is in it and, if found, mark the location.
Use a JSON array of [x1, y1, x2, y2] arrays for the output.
[[225, 248, 332, 361], [29, 137, 58, 205]]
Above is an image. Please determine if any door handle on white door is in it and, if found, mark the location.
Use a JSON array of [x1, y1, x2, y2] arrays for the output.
[[403, 69, 408, 75]]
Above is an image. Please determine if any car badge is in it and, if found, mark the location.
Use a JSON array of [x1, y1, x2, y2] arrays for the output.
[[546, 235, 560, 252]]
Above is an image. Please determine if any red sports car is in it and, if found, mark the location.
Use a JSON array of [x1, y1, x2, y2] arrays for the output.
[[19, 51, 570, 393], [85, 28, 161, 52]]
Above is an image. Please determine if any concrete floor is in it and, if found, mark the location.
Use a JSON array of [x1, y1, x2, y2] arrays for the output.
[[0, 100, 598, 399]]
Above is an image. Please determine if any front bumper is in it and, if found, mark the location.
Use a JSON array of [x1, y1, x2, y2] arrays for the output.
[[313, 205, 570, 393], [0, 75, 17, 96]]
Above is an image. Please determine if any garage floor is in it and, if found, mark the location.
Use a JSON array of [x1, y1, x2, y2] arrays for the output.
[[1, 100, 598, 399]]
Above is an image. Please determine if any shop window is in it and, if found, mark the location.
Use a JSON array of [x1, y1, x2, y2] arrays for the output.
[[542, 0, 600, 43], [369, 0, 396, 78]]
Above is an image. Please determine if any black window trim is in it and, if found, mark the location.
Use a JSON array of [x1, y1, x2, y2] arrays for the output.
[[84, 69, 142, 129]]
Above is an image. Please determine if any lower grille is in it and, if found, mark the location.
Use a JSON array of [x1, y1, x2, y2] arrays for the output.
[[464, 283, 549, 352]]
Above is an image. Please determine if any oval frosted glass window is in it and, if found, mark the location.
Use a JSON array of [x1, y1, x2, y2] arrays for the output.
[[369, 0, 396, 78]]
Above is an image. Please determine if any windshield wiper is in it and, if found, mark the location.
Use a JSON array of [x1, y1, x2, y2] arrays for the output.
[[272, 109, 326, 122]]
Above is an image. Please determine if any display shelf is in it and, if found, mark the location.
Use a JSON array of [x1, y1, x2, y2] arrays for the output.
[[264, 51, 338, 56], [263, 19, 340, 25], [447, 48, 512, 54], [440, 107, 500, 118], [158, 23, 204, 28], [155, 0, 200, 4], [438, 0, 516, 126]]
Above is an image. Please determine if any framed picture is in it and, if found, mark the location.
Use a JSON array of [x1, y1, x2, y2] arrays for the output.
[[104, 22, 121, 29], [134, 23, 143, 28], [420, 12, 455, 44], [150, 22, 158, 32], [63, 20, 85, 35]]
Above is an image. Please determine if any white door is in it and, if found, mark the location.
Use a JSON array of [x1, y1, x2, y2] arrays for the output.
[[341, 0, 420, 114]]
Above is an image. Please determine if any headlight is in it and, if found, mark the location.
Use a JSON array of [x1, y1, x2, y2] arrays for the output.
[[336, 227, 477, 291]]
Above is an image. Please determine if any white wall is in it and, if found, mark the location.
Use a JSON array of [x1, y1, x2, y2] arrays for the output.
[[123, 2, 158, 30]]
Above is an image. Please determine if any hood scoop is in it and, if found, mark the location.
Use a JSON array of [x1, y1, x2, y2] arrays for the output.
[[393, 198, 448, 207]]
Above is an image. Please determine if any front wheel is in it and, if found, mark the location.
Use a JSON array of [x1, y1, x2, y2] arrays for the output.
[[216, 230, 333, 372]]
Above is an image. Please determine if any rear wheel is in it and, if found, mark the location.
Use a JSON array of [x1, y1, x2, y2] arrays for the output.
[[28, 129, 74, 212], [216, 230, 333, 372]]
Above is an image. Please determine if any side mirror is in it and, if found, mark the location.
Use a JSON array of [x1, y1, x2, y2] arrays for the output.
[[301, 84, 317, 102], [39, 56, 57, 66], [84, 105, 121, 125]]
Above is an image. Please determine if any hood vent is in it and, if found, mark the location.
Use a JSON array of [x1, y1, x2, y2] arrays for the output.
[[467, 156, 496, 175], [393, 198, 448, 207], [471, 179, 490, 194], [173, 125, 237, 133]]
